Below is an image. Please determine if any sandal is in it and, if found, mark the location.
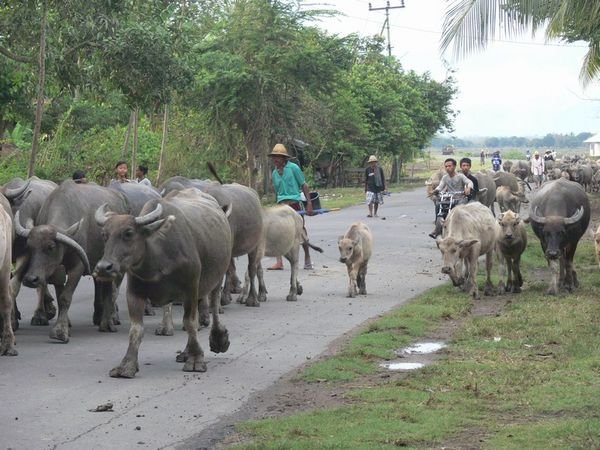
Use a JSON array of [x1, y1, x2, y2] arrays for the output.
[[367, 214, 373, 218], [267, 265, 284, 271], [304, 263, 314, 270]]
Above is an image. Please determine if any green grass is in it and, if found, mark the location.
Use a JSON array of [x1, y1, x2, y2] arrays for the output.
[[230, 207, 600, 449]]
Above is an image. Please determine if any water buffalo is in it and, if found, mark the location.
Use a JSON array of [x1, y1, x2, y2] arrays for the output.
[[436, 202, 499, 299], [160, 177, 263, 307], [510, 160, 531, 182], [2, 177, 57, 328], [496, 186, 523, 213], [338, 222, 373, 298], [0, 204, 15, 355], [474, 171, 496, 216], [94, 188, 232, 377], [14, 180, 129, 342], [528, 178, 591, 295], [240, 205, 307, 304], [496, 211, 527, 293]]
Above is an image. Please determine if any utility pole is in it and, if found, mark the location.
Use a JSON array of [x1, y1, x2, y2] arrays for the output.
[[368, 1, 405, 57]]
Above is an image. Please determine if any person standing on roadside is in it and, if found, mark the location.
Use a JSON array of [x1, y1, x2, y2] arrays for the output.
[[267, 143, 314, 271], [364, 155, 386, 218], [531, 150, 545, 189]]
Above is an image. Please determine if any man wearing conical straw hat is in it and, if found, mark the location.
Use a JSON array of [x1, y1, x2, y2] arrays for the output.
[[267, 143, 314, 271]]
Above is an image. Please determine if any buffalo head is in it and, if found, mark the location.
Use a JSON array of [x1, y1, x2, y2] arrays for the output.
[[14, 210, 90, 288], [93, 203, 172, 281]]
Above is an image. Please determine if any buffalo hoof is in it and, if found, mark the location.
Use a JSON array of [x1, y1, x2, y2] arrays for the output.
[[44, 297, 57, 320], [258, 291, 267, 302], [109, 362, 138, 378], [347, 290, 356, 298], [286, 293, 297, 302], [92, 312, 101, 327], [220, 291, 232, 306], [31, 310, 49, 326], [199, 312, 210, 328], [296, 284, 303, 296], [176, 350, 188, 363], [209, 326, 230, 353], [144, 300, 155, 316], [98, 321, 118, 333], [49, 326, 69, 343], [236, 295, 246, 304], [155, 325, 174, 336], [359, 288, 367, 295], [0, 345, 18, 356], [512, 286, 522, 294], [183, 358, 207, 372], [245, 297, 260, 307]]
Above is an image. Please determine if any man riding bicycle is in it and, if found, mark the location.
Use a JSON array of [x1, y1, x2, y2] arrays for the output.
[[429, 158, 474, 239]]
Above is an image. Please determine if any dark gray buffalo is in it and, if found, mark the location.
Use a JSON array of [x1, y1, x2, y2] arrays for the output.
[[160, 177, 263, 307], [2, 177, 57, 328], [528, 178, 591, 295], [14, 180, 129, 342], [94, 188, 232, 378]]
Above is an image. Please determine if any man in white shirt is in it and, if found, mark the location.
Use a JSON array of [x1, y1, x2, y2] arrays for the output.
[[531, 151, 545, 189]]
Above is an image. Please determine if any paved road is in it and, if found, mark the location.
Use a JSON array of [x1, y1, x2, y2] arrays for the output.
[[1, 187, 445, 449]]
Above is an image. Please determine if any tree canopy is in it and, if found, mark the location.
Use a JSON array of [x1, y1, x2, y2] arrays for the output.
[[0, 0, 457, 189]]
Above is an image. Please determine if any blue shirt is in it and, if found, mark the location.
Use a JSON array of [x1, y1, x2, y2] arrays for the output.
[[272, 161, 305, 203]]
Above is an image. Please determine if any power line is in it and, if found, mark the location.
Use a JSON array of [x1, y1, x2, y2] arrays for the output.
[[368, 1, 405, 57]]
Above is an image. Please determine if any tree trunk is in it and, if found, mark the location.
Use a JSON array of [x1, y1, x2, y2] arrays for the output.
[[122, 111, 133, 158], [246, 143, 256, 190], [28, 1, 48, 178], [131, 108, 139, 180], [156, 103, 169, 186]]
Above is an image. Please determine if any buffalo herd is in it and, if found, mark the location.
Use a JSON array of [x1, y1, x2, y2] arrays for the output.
[[0, 154, 597, 375]]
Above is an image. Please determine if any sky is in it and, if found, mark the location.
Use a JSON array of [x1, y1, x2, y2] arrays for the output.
[[309, 0, 600, 138]]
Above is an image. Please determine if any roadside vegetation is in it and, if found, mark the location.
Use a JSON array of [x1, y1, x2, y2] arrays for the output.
[[228, 199, 600, 449]]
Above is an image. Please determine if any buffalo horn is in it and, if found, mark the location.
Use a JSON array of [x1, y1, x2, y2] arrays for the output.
[[528, 207, 546, 224], [564, 206, 585, 225], [135, 203, 163, 226], [13, 210, 32, 238], [95, 203, 115, 227], [55, 232, 91, 275], [3, 179, 31, 199]]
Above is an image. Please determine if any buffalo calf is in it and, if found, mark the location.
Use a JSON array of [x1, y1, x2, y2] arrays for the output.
[[338, 222, 373, 298]]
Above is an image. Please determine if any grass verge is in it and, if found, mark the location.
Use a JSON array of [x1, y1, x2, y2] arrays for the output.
[[229, 225, 600, 449]]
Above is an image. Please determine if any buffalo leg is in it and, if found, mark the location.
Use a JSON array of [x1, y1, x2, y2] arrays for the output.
[[483, 251, 494, 296], [181, 294, 205, 372], [358, 263, 368, 295], [229, 259, 242, 294], [220, 261, 236, 306], [209, 281, 230, 355], [155, 303, 174, 336], [244, 249, 260, 307], [98, 280, 117, 333], [110, 290, 145, 378], [0, 270, 17, 356], [346, 263, 357, 298], [49, 266, 83, 343], [285, 245, 300, 302]]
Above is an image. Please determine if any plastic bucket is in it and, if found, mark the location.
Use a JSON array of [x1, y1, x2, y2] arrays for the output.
[[303, 191, 321, 210]]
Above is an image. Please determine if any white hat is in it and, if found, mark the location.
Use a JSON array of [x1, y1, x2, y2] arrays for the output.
[[368, 155, 378, 163]]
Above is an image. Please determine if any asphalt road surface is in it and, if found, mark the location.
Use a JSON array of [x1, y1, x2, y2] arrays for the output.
[[1, 186, 446, 449]]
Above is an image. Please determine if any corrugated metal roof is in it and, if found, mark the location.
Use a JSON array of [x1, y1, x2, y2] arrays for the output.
[[583, 133, 600, 143]]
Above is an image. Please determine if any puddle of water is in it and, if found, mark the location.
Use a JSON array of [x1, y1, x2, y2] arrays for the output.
[[402, 342, 446, 355], [380, 362, 424, 371]]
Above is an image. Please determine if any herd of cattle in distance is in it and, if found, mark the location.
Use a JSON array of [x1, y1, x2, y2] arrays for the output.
[[0, 175, 374, 378], [426, 153, 600, 300]]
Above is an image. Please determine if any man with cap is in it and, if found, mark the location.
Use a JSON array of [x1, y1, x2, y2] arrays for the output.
[[365, 155, 386, 217], [268, 143, 314, 270], [531, 150, 545, 189]]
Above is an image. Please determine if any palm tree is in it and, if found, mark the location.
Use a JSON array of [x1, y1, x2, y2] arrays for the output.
[[440, 0, 600, 85]]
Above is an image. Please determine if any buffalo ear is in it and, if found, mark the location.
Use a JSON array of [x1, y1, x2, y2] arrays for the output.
[[337, 235, 344, 244], [497, 213, 504, 223], [458, 239, 478, 249]]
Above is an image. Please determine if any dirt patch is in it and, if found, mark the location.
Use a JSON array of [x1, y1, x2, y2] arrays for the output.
[[181, 294, 512, 450]]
